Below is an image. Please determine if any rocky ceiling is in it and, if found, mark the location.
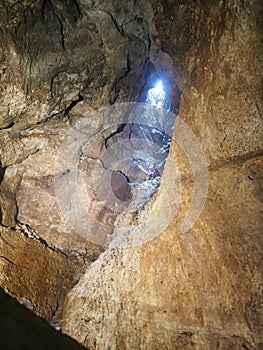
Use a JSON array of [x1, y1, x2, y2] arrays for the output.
[[0, 0, 262, 349]]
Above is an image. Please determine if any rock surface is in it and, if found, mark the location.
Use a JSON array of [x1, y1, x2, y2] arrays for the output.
[[0, 0, 262, 349]]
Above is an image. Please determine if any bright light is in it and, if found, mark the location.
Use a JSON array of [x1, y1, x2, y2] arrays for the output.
[[145, 79, 173, 111], [146, 80, 165, 107], [155, 81, 163, 94]]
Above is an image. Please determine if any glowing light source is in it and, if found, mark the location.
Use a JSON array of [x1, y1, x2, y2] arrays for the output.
[[155, 80, 164, 94], [144, 79, 173, 111], [146, 80, 166, 108]]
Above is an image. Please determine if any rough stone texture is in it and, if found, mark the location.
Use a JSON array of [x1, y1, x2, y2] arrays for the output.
[[0, 0, 160, 321], [61, 156, 263, 349], [61, 1, 263, 349], [0, 0, 262, 349], [0, 226, 81, 322]]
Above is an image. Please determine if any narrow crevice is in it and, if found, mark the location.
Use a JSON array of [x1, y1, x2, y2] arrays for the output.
[[52, 11, 65, 49], [15, 220, 102, 264], [0, 162, 8, 227], [41, 0, 48, 19], [0, 121, 15, 130], [72, 0, 82, 21], [0, 256, 14, 265], [64, 95, 84, 116], [146, 34, 152, 61], [16, 220, 68, 258], [115, 170, 131, 184], [105, 123, 128, 149], [51, 298, 60, 319], [100, 10, 125, 37], [0, 162, 6, 184], [110, 54, 131, 104]]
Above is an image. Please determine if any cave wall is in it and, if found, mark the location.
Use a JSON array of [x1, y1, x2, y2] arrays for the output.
[[0, 0, 262, 349]]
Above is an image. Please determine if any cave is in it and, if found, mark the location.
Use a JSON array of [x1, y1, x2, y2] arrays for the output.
[[0, 0, 262, 349]]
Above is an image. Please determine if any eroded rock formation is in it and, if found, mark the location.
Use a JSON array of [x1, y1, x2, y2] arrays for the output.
[[0, 0, 262, 349]]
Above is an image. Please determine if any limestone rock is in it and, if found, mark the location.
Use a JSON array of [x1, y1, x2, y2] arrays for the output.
[[0, 226, 81, 322], [0, 0, 262, 349], [61, 1, 263, 349]]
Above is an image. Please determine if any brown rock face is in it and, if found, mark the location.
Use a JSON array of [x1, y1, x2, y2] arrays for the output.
[[0, 226, 79, 321], [0, 0, 262, 349]]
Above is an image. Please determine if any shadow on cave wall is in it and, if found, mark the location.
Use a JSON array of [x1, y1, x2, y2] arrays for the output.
[[0, 288, 86, 350]]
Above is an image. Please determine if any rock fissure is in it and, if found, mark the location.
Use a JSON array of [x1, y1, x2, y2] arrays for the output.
[[14, 220, 101, 265], [0, 0, 262, 348], [0, 255, 14, 265]]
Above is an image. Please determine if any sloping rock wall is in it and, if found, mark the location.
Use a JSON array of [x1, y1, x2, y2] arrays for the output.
[[0, 0, 262, 349]]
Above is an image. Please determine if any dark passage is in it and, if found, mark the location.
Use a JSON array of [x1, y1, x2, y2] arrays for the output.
[[0, 288, 86, 350]]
